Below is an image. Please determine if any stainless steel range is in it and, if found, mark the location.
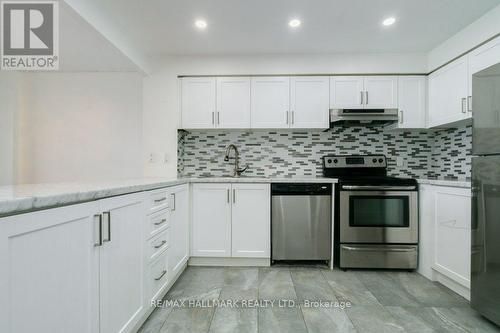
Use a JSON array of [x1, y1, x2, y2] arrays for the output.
[[323, 155, 418, 270]]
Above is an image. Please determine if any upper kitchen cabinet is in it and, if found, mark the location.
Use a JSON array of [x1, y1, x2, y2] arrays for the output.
[[364, 76, 398, 109], [216, 77, 251, 128], [396, 76, 427, 129], [289, 76, 330, 129], [330, 76, 398, 109], [330, 76, 364, 109], [251, 76, 290, 128], [428, 55, 471, 127], [181, 77, 216, 129]]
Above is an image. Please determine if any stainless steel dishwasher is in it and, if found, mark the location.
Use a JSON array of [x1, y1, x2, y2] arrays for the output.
[[271, 183, 332, 263]]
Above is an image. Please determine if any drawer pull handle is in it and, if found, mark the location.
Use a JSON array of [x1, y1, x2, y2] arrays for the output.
[[154, 218, 167, 226], [154, 197, 167, 203], [154, 240, 167, 249], [154, 270, 167, 281]]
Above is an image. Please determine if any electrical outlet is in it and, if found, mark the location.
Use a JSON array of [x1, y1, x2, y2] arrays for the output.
[[148, 153, 156, 164]]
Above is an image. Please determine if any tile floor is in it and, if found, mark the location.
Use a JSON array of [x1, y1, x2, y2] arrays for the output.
[[138, 266, 500, 333]]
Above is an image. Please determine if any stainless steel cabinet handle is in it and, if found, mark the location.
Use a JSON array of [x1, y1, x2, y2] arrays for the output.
[[360, 91, 364, 105], [154, 240, 167, 249], [154, 197, 167, 203], [291, 111, 294, 125], [94, 214, 103, 247], [343, 246, 415, 252], [154, 218, 167, 226], [233, 189, 236, 203], [342, 185, 416, 190], [468, 96, 472, 112], [227, 189, 230, 203], [102, 211, 111, 243], [212, 111, 215, 124], [399, 110, 404, 124], [154, 270, 167, 281], [286, 111, 289, 124], [365, 91, 369, 105], [171, 193, 176, 211], [461, 98, 467, 113], [217, 111, 220, 125]]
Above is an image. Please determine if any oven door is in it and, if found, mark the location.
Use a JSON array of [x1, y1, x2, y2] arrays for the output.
[[339, 188, 418, 244]]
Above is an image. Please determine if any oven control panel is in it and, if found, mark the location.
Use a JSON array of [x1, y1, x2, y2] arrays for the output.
[[323, 155, 387, 168]]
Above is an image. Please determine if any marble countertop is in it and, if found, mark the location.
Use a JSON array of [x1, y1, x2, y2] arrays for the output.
[[417, 178, 471, 188], [0, 177, 338, 217]]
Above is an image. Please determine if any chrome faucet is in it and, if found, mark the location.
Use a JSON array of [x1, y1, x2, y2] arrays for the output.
[[224, 144, 248, 177]]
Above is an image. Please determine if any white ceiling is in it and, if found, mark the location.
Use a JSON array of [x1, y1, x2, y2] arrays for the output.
[[92, 0, 500, 56]]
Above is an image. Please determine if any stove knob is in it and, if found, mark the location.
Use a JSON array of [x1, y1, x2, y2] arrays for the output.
[[379, 158, 384, 163], [372, 158, 377, 163], [327, 159, 332, 164], [333, 159, 338, 163]]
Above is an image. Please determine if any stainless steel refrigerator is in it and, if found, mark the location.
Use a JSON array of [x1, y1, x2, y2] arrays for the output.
[[471, 62, 500, 326]]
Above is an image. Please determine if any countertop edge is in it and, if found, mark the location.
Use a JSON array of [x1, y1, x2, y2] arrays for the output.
[[417, 179, 471, 188]]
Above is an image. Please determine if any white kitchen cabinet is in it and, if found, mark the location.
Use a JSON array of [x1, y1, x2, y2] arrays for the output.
[[428, 55, 470, 127], [396, 76, 427, 128], [191, 183, 232, 257], [250, 77, 290, 128], [98, 192, 146, 333], [216, 77, 251, 128], [364, 76, 398, 109], [181, 77, 216, 129], [290, 76, 330, 129], [231, 184, 270, 258], [418, 184, 472, 299], [0, 203, 100, 333], [329, 76, 364, 109], [330, 76, 397, 109], [168, 184, 190, 277]]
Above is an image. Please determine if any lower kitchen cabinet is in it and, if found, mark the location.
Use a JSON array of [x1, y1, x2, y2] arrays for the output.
[[0, 202, 100, 333], [98, 192, 146, 333], [168, 184, 190, 277], [231, 184, 270, 257], [191, 183, 271, 258], [418, 184, 472, 299]]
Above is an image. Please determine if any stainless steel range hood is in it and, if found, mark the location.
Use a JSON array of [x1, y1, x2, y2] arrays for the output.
[[330, 109, 399, 125]]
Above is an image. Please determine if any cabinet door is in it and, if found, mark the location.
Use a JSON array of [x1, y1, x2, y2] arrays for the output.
[[231, 184, 271, 258], [329, 76, 364, 109], [397, 76, 426, 128], [428, 56, 469, 127], [251, 77, 290, 128], [192, 183, 232, 257], [290, 76, 329, 129], [216, 77, 251, 128], [181, 77, 216, 129], [434, 187, 471, 288], [99, 193, 146, 333], [169, 184, 190, 277], [0, 203, 100, 333], [364, 76, 398, 109]]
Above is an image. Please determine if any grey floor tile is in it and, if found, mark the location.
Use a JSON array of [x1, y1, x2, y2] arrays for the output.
[[137, 307, 173, 333], [346, 304, 406, 333], [290, 268, 338, 302], [209, 307, 257, 333], [301, 306, 356, 333], [159, 307, 215, 333], [429, 307, 500, 333], [220, 268, 259, 300], [385, 306, 448, 333], [393, 272, 468, 307], [258, 267, 297, 300], [175, 266, 225, 300], [258, 306, 308, 333], [356, 271, 421, 307], [322, 269, 380, 306]]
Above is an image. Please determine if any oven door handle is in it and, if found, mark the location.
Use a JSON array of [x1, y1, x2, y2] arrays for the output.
[[342, 246, 416, 252], [341, 185, 416, 191]]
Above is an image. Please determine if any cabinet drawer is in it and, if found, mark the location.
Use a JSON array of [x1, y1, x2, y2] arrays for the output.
[[149, 189, 169, 213], [149, 228, 170, 262], [148, 209, 170, 239], [149, 250, 169, 301]]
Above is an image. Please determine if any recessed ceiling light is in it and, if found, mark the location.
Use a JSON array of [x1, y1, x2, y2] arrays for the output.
[[382, 17, 396, 26], [289, 19, 301, 28], [194, 19, 207, 29]]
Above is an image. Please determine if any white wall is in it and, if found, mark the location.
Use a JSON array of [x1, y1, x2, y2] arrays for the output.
[[16, 72, 144, 184], [428, 4, 500, 71], [142, 53, 427, 178]]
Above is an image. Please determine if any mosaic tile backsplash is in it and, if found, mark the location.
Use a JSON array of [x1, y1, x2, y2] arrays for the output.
[[178, 125, 472, 180]]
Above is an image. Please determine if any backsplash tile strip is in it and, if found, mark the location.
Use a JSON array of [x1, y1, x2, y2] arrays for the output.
[[177, 125, 471, 180]]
